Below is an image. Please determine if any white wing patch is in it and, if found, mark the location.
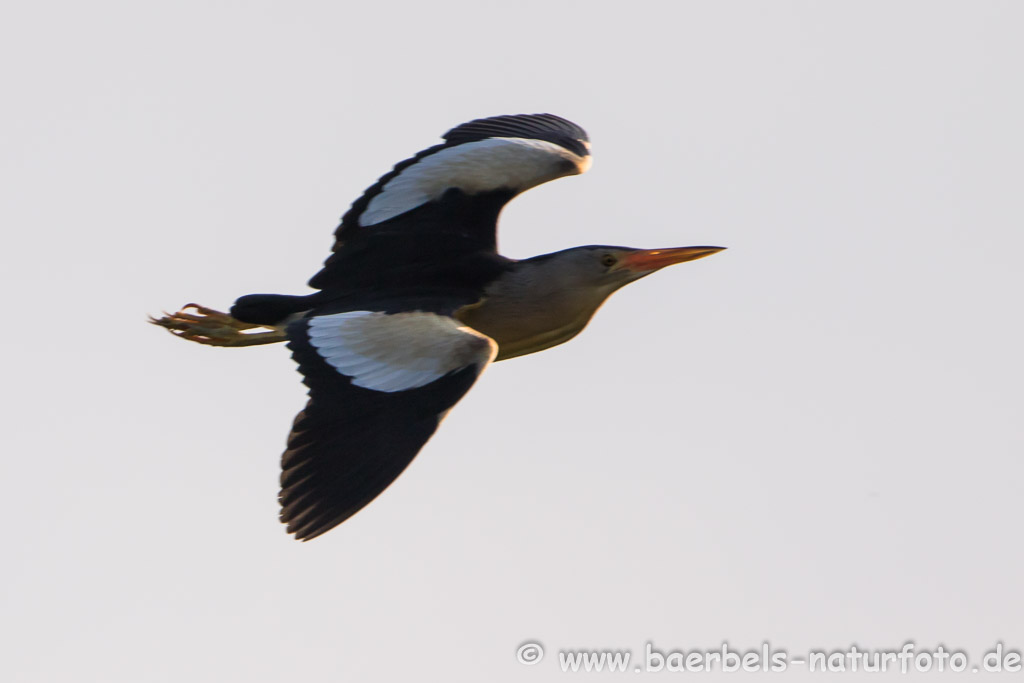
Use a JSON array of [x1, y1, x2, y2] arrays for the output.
[[307, 311, 498, 393], [359, 137, 591, 227]]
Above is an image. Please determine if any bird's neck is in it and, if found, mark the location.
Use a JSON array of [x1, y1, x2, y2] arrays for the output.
[[455, 259, 615, 360]]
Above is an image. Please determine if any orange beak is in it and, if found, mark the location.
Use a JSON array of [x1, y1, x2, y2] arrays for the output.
[[617, 246, 726, 273]]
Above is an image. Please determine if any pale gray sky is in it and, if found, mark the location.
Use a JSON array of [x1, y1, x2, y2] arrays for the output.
[[2, 1, 1022, 681]]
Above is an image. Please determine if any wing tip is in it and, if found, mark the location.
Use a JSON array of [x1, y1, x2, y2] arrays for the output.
[[442, 113, 589, 157], [281, 505, 350, 542]]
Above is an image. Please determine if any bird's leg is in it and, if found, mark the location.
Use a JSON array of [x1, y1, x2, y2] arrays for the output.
[[149, 304, 287, 347]]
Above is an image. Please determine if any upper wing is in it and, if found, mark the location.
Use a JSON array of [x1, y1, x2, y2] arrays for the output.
[[280, 306, 498, 540], [308, 113, 591, 289]]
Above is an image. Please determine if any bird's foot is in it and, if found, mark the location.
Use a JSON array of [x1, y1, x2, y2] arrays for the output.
[[149, 304, 287, 347]]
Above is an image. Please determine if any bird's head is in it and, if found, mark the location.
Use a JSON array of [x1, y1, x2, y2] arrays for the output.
[[550, 244, 727, 293], [463, 244, 726, 360]]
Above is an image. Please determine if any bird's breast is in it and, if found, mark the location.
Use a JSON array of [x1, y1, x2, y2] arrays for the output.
[[454, 290, 605, 361]]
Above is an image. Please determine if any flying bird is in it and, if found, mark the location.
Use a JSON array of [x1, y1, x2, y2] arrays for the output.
[[152, 113, 724, 540]]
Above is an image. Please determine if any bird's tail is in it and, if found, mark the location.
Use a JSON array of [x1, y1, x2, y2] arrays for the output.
[[230, 293, 312, 326]]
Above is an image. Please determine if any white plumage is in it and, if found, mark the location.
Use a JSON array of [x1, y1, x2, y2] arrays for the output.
[[359, 137, 591, 226], [307, 310, 498, 392]]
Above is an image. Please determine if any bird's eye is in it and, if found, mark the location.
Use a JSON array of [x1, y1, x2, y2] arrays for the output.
[[601, 254, 617, 268]]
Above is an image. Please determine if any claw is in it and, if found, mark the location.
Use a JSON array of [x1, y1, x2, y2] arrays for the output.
[[179, 304, 261, 329], [149, 303, 288, 347]]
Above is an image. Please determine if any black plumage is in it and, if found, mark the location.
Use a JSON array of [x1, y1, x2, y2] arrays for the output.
[[281, 303, 485, 540], [152, 112, 724, 541]]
